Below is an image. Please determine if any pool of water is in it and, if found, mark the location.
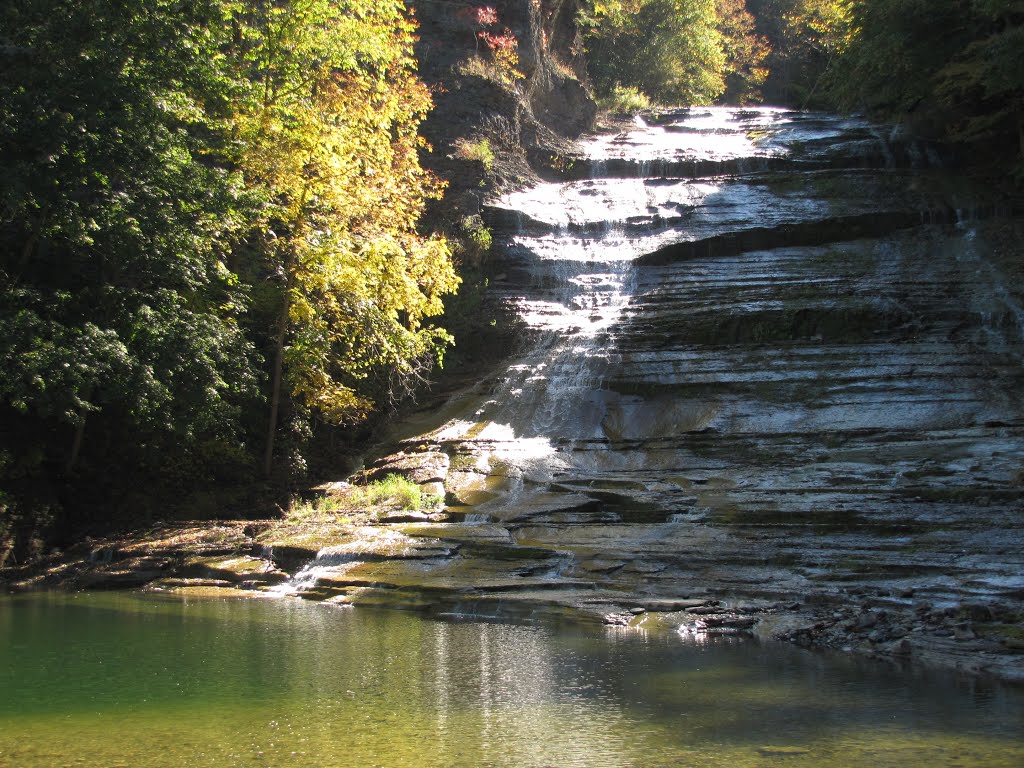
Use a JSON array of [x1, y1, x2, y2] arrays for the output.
[[1, 592, 1022, 767]]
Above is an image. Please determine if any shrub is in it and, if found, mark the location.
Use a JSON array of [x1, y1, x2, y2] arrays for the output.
[[455, 137, 496, 170], [353, 473, 424, 510], [284, 474, 438, 525], [597, 84, 652, 114]]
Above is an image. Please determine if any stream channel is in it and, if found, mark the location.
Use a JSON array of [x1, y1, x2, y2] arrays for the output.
[[3, 108, 1024, 766]]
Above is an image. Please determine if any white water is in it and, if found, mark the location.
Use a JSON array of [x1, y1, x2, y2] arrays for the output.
[[273, 527, 419, 595], [452, 107, 870, 448], [270, 107, 1024, 645]]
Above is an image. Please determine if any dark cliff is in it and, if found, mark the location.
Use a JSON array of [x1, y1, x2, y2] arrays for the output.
[[411, 0, 596, 218]]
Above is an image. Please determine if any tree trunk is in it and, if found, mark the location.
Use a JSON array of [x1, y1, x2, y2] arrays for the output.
[[65, 414, 87, 476], [263, 281, 292, 479], [263, 241, 297, 479], [262, 187, 308, 479]]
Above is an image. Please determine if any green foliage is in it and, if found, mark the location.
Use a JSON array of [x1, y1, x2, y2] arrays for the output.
[[456, 138, 497, 171], [286, 493, 345, 523], [221, 0, 460, 445], [585, 0, 726, 105], [0, 0, 262, 480], [583, 0, 771, 106], [828, 0, 1024, 168], [287, 473, 436, 522], [467, 222, 493, 254], [353, 473, 431, 511], [739, 0, 1023, 163], [743, 0, 850, 106], [717, 0, 771, 103], [596, 84, 652, 114], [453, 215, 493, 268], [828, 0, 952, 112], [0, 0, 460, 545]]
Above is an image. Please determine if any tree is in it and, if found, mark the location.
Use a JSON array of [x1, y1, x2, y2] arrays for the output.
[[218, 0, 459, 476], [584, 0, 727, 105], [0, 0, 460, 546], [742, 0, 850, 106], [0, 0, 261, 488], [717, 0, 771, 103], [830, 0, 1024, 170]]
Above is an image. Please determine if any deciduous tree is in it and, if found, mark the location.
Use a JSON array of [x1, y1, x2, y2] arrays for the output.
[[584, 0, 727, 105]]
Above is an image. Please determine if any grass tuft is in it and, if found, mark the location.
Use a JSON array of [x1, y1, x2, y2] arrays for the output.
[[352, 473, 424, 511], [597, 85, 651, 115], [454, 137, 496, 170]]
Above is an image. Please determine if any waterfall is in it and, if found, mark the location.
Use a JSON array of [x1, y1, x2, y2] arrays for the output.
[[264, 108, 1024, 647], [271, 528, 418, 596]]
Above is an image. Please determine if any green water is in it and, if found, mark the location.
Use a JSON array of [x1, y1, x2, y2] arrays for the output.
[[1, 593, 1021, 768]]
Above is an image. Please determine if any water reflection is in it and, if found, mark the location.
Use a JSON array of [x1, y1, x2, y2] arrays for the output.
[[2, 593, 1022, 768]]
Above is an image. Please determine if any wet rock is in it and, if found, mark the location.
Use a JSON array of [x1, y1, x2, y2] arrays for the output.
[[262, 544, 321, 571], [578, 557, 627, 574], [644, 599, 712, 612], [855, 611, 879, 630], [311, 480, 352, 494], [603, 612, 632, 626], [179, 555, 289, 586], [88, 546, 119, 564], [488, 492, 602, 523], [636, 211, 934, 266], [954, 625, 977, 641], [891, 639, 914, 657], [444, 469, 500, 506], [79, 569, 167, 589], [379, 511, 445, 524], [359, 450, 450, 486], [697, 614, 758, 631], [961, 603, 995, 622], [686, 605, 723, 615]]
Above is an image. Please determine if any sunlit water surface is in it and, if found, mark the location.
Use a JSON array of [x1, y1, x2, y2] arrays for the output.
[[1, 593, 1022, 767]]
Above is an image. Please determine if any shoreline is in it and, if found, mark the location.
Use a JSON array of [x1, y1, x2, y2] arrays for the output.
[[4, 516, 1022, 685]]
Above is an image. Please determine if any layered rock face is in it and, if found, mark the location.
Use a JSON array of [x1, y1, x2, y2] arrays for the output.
[[42, 109, 1022, 680], [412, 0, 595, 203], [288, 108, 1023, 677]]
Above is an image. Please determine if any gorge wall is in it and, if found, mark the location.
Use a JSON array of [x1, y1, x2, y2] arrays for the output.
[[412, 0, 596, 218]]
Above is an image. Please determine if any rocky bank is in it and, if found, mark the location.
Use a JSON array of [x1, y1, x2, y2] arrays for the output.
[[7, 107, 1024, 687]]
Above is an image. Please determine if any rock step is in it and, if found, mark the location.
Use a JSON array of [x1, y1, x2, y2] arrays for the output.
[[635, 211, 941, 266], [537, 153, 921, 183]]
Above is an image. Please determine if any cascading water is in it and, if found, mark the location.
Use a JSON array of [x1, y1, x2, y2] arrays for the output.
[[271, 108, 1022, 674], [271, 527, 427, 598], [460, 107, 932, 463]]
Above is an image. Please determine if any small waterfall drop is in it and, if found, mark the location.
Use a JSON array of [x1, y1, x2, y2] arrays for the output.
[[271, 528, 418, 597]]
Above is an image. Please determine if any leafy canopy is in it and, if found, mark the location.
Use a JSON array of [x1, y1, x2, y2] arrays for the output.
[[584, 0, 727, 105], [0, 0, 460, 525], [223, 0, 459, 427]]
